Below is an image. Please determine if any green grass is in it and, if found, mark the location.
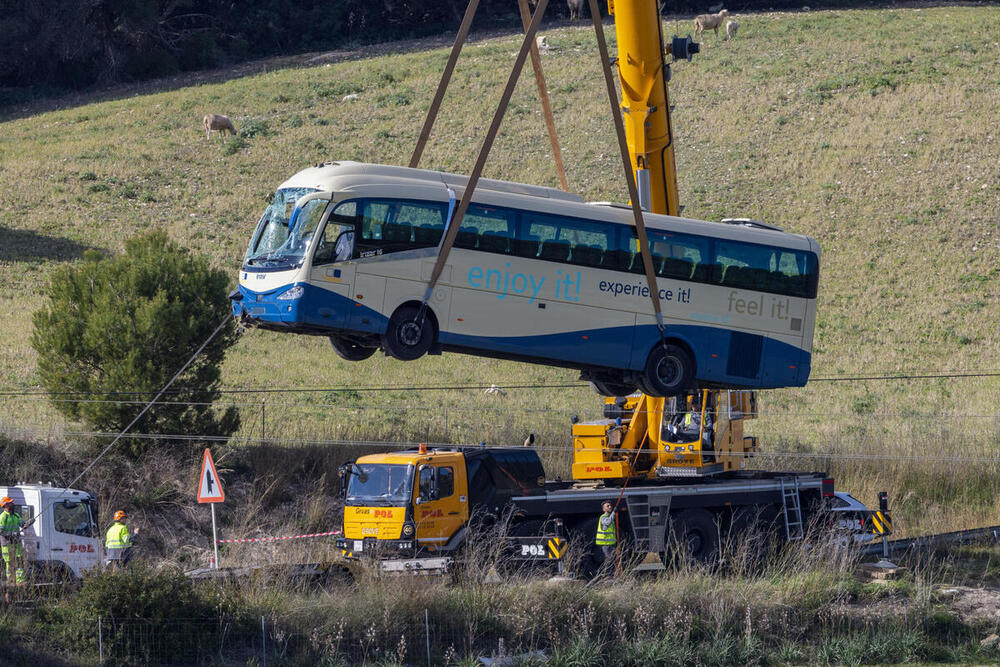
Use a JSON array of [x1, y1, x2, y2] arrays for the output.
[[0, 6, 999, 536]]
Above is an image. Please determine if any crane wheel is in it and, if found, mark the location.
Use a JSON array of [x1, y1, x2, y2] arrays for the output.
[[664, 509, 720, 567]]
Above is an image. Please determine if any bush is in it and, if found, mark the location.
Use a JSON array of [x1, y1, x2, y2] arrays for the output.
[[31, 231, 240, 456], [46, 563, 254, 664], [239, 118, 271, 139]]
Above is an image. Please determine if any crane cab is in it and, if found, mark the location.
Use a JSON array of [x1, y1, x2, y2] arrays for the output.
[[571, 389, 757, 480]]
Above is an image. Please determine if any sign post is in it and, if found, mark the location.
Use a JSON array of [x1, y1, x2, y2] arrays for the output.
[[197, 448, 225, 569]]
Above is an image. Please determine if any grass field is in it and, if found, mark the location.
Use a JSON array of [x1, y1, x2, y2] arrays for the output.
[[0, 4, 999, 540]]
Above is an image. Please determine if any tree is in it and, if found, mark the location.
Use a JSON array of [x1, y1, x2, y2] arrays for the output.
[[31, 231, 239, 456]]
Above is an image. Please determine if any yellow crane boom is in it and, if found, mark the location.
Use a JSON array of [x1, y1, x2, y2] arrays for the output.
[[609, 0, 682, 216]]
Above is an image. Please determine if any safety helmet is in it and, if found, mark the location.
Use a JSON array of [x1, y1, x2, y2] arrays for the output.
[[114, 510, 127, 522], [0, 497, 12, 507]]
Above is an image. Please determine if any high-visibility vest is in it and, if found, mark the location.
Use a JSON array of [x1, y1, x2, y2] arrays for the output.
[[595, 513, 617, 545], [0, 510, 23, 532], [106, 522, 132, 550]]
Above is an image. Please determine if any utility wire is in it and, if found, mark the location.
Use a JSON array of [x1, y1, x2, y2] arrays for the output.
[[64, 314, 233, 490], [2, 367, 1000, 399], [5, 396, 1000, 421], [8, 426, 1000, 465]]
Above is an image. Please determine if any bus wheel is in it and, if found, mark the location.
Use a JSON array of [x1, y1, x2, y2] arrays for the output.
[[329, 335, 377, 361], [640, 343, 693, 396], [382, 305, 436, 361], [666, 509, 720, 566], [588, 380, 637, 397]]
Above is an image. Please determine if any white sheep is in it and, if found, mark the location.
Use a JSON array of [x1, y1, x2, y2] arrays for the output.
[[203, 114, 236, 140], [726, 19, 738, 40], [693, 9, 729, 39]]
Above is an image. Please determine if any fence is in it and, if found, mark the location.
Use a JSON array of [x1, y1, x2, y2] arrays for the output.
[[96, 611, 550, 666]]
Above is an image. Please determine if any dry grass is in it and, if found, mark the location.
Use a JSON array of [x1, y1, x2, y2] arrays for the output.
[[0, 5, 998, 539]]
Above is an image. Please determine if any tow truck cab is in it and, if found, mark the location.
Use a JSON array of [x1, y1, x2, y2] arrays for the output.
[[0, 483, 100, 578], [337, 447, 545, 557]]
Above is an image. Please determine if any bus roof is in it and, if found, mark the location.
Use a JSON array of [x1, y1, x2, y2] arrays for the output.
[[277, 161, 817, 252], [279, 161, 584, 204]]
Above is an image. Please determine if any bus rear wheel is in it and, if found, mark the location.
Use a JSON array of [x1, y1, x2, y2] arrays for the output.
[[639, 343, 694, 397], [382, 305, 436, 361], [329, 335, 377, 361]]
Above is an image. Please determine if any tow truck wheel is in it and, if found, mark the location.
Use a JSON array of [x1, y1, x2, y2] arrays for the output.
[[26, 561, 75, 584], [641, 343, 694, 397], [329, 335, 377, 361], [666, 509, 720, 566], [382, 305, 436, 361]]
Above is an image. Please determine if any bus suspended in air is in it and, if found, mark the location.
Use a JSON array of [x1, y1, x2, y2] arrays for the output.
[[231, 161, 819, 396]]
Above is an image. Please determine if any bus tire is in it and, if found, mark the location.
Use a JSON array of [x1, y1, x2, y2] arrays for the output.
[[640, 343, 694, 396], [588, 380, 637, 397], [329, 335, 377, 361], [382, 305, 436, 361]]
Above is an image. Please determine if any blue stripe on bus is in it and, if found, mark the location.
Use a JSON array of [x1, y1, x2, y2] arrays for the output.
[[236, 283, 809, 388]]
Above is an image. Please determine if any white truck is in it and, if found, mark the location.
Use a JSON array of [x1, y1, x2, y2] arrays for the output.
[[0, 483, 101, 579]]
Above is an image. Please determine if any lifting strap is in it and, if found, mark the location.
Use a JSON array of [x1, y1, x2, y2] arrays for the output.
[[587, 0, 665, 337], [409, 0, 481, 169], [517, 0, 569, 191], [420, 0, 551, 308]]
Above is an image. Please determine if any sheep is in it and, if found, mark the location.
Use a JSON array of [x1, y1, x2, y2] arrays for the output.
[[567, 0, 584, 20], [726, 19, 738, 40], [693, 9, 729, 39], [536, 35, 550, 51], [203, 114, 236, 140]]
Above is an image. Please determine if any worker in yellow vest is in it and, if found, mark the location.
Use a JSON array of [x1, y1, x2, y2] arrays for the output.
[[595, 500, 617, 577], [0, 497, 26, 585], [105, 510, 140, 568]]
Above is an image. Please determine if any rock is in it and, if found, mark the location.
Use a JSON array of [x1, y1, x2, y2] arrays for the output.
[[980, 634, 999, 649]]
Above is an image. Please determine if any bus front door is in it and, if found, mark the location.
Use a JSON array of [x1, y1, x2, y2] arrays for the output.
[[307, 203, 357, 328]]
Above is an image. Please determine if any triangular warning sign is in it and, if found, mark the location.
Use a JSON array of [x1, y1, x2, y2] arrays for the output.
[[197, 448, 225, 503]]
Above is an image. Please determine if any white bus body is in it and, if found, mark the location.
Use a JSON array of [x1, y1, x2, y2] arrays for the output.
[[233, 162, 819, 395]]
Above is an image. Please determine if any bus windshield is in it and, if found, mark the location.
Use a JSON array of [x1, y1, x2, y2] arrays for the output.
[[244, 187, 321, 268], [346, 464, 414, 505]]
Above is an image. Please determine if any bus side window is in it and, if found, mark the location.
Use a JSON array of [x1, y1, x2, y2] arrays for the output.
[[465, 205, 513, 254], [313, 201, 358, 265], [361, 201, 391, 241]]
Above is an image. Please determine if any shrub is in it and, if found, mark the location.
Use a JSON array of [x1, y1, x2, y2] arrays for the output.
[[31, 231, 240, 456], [46, 563, 254, 664], [239, 118, 271, 138]]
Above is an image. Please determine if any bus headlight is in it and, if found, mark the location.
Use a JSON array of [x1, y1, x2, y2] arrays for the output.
[[401, 522, 415, 537], [276, 285, 304, 300]]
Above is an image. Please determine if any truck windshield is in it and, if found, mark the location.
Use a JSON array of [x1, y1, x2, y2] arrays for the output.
[[244, 187, 322, 268], [346, 464, 413, 505]]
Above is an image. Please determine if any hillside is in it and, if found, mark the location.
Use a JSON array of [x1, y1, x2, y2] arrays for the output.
[[0, 4, 998, 540]]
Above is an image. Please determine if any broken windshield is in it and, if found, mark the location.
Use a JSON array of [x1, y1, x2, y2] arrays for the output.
[[346, 464, 414, 505], [244, 187, 322, 268]]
